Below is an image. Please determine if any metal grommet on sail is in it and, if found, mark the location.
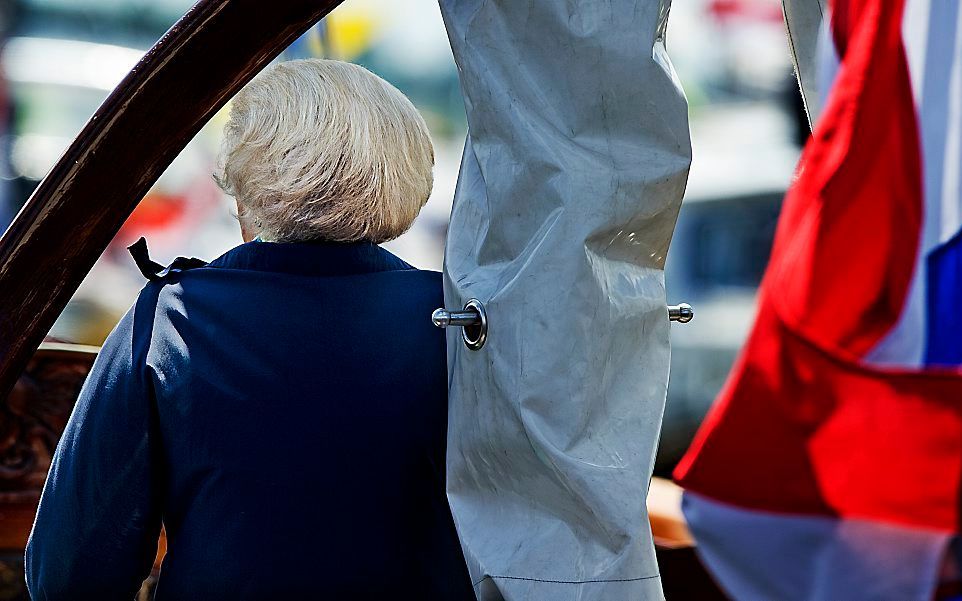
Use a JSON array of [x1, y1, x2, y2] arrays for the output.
[[432, 298, 488, 350]]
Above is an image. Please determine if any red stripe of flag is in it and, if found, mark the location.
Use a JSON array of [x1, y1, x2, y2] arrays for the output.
[[675, 0, 962, 531]]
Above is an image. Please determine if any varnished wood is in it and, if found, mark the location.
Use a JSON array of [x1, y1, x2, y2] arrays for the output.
[[648, 478, 729, 598], [647, 476, 695, 548], [0, 344, 97, 601], [0, 343, 96, 507], [0, 0, 344, 401]]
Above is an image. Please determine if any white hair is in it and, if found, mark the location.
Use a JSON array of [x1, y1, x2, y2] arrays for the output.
[[215, 59, 434, 243]]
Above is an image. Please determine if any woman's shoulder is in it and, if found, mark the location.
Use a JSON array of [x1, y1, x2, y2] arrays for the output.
[[125, 239, 446, 326], [372, 267, 444, 308]]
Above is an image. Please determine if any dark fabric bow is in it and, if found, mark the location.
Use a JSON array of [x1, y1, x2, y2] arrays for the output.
[[127, 237, 208, 282]]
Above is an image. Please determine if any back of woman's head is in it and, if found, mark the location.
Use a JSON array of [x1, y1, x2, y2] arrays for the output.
[[215, 59, 435, 243]]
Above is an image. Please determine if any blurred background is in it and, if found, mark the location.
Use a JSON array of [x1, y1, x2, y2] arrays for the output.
[[0, 0, 807, 475]]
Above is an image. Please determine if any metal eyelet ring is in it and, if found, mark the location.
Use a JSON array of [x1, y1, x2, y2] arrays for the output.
[[460, 299, 487, 350]]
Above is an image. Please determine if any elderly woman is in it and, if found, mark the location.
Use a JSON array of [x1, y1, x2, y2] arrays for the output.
[[26, 59, 473, 600]]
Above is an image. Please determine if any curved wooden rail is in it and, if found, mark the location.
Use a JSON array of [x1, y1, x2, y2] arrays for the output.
[[0, 0, 344, 399]]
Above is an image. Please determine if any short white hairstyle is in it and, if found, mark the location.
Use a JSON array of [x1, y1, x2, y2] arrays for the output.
[[215, 59, 434, 243]]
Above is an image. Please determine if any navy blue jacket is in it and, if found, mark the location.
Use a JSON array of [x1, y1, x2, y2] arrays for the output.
[[26, 240, 474, 600]]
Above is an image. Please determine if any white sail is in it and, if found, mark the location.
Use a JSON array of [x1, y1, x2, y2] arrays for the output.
[[439, 1, 691, 599], [782, 0, 829, 126]]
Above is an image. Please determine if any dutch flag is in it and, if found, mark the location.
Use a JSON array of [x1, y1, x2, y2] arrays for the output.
[[674, 0, 962, 599]]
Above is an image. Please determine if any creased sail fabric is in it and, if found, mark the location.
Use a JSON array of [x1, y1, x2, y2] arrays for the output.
[[781, 0, 828, 124], [438, 1, 691, 599], [676, 0, 962, 599]]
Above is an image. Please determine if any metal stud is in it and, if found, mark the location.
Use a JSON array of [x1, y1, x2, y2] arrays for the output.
[[432, 298, 488, 350], [668, 303, 694, 323]]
